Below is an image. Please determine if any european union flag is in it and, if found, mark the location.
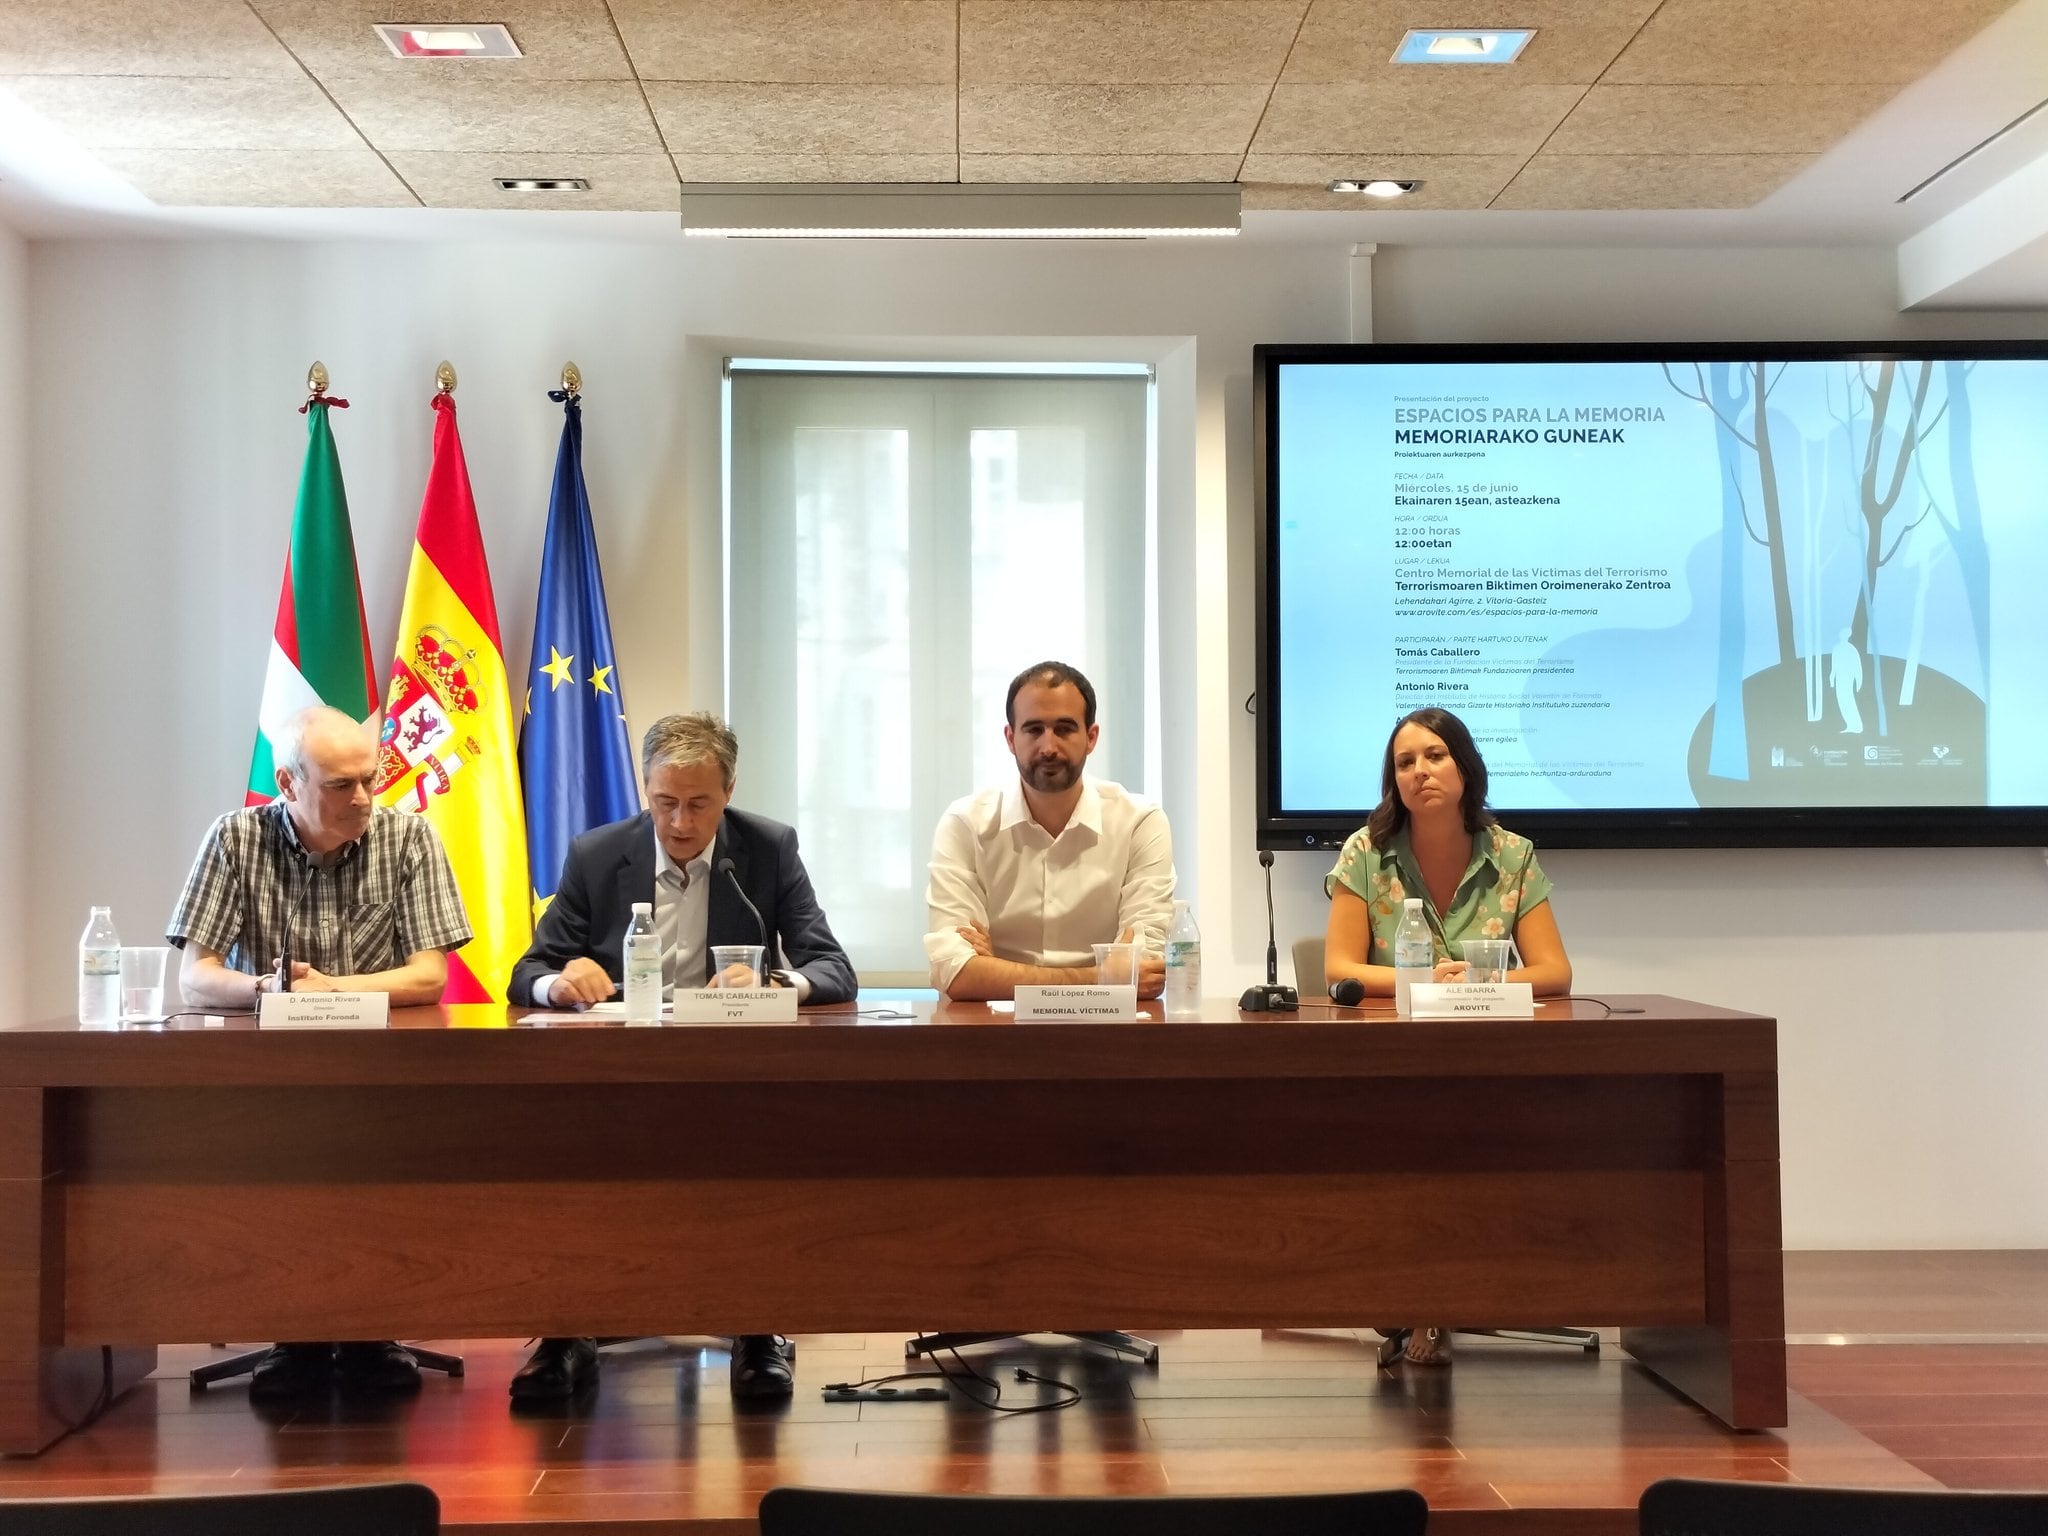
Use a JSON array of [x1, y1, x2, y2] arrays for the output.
[[519, 389, 639, 918]]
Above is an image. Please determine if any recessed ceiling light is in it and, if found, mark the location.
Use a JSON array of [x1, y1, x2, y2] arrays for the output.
[[1328, 179, 1421, 198], [496, 177, 589, 192], [375, 23, 522, 58], [1393, 28, 1533, 64]]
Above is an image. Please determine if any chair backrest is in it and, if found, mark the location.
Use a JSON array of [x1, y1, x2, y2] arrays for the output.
[[1640, 1477, 2048, 1536], [760, 1486, 1428, 1536], [1292, 934, 1326, 995], [0, 1482, 439, 1536]]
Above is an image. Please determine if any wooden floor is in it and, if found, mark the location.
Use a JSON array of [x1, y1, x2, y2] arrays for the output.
[[2, 1254, 2044, 1534]]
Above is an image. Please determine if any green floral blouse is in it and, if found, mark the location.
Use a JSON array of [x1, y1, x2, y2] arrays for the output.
[[1324, 823, 1554, 965]]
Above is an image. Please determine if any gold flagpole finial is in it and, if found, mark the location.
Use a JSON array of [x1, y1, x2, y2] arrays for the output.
[[307, 360, 329, 399], [560, 361, 582, 396], [435, 360, 457, 394]]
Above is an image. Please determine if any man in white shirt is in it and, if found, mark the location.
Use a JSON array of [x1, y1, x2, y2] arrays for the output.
[[925, 661, 1176, 1000]]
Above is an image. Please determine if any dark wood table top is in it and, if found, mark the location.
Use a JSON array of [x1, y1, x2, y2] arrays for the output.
[[0, 994, 1775, 1088]]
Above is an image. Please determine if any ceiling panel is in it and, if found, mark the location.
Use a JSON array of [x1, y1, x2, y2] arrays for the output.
[[1254, 79, 1586, 154], [0, 0, 299, 76], [673, 151, 958, 181], [249, 0, 636, 79], [319, 75, 664, 153], [961, 83, 1269, 153], [962, 1, 1305, 84], [962, 152, 1243, 181], [1548, 82, 1900, 155], [1493, 151, 1817, 208], [610, 0, 956, 83], [1239, 151, 1525, 207], [1283, 0, 1659, 86], [648, 82, 955, 153], [389, 150, 680, 209], [95, 147, 416, 204], [1605, 0, 2013, 85], [0, 74, 360, 149]]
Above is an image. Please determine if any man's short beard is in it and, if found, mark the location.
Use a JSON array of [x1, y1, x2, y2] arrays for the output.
[[1025, 759, 1080, 792]]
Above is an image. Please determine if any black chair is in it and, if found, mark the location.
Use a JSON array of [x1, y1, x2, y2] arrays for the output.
[[1640, 1477, 2048, 1536], [906, 1329, 1159, 1365], [0, 1481, 439, 1535], [759, 1486, 1429, 1536], [190, 1342, 463, 1390]]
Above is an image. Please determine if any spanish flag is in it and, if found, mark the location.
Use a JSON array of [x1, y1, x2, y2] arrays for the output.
[[373, 390, 531, 1003]]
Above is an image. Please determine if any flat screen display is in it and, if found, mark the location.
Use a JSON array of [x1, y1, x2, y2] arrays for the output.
[[1254, 341, 2048, 848]]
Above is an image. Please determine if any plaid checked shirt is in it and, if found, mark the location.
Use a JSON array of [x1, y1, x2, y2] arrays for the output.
[[166, 801, 473, 978]]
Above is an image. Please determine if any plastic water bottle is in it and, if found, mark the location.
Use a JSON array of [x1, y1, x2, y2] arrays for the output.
[[78, 906, 120, 1027], [1163, 900, 1202, 1019], [1393, 898, 1433, 1018], [622, 902, 661, 1025]]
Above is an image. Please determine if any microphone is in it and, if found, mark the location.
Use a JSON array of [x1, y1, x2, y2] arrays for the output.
[[1238, 848, 1299, 1014], [716, 857, 768, 946], [1330, 977, 1366, 1007], [275, 865, 315, 995], [1262, 849, 1278, 986]]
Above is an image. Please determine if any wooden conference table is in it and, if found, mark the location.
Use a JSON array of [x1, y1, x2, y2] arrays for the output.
[[0, 994, 1784, 1453]]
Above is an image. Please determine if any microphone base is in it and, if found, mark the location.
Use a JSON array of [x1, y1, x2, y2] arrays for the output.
[[1237, 983, 1299, 1013]]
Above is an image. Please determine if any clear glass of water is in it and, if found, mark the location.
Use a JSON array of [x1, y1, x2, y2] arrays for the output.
[[119, 946, 169, 1021]]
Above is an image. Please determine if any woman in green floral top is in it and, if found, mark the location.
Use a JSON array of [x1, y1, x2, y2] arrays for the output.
[[1323, 706, 1572, 1368]]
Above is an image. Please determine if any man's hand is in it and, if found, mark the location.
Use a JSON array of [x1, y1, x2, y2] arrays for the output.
[[550, 957, 618, 1008], [707, 963, 759, 989], [292, 965, 345, 993], [957, 921, 995, 958]]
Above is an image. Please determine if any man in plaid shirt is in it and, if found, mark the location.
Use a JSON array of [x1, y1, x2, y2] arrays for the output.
[[164, 703, 472, 1402], [169, 706, 471, 1009]]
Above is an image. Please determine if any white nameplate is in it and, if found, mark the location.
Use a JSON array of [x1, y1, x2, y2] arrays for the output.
[[669, 988, 800, 1024], [1410, 982, 1535, 1019], [1014, 984, 1138, 1020], [259, 992, 391, 1029]]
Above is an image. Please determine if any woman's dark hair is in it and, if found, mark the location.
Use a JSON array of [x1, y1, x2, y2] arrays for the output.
[[1364, 707, 1493, 845]]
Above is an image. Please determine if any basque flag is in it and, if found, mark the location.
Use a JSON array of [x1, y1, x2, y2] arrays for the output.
[[247, 393, 378, 804], [518, 388, 638, 921]]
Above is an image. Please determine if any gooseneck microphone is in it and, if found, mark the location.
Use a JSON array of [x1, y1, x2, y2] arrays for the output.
[[275, 865, 315, 996], [1239, 849, 1299, 1013], [1261, 849, 1279, 986], [716, 857, 769, 948]]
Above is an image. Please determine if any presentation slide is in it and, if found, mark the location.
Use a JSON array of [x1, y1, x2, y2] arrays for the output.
[[1273, 356, 2048, 816]]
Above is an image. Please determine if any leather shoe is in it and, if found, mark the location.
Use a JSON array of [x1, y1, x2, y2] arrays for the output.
[[510, 1336, 600, 1402], [730, 1335, 795, 1400], [248, 1342, 334, 1402], [335, 1340, 422, 1393]]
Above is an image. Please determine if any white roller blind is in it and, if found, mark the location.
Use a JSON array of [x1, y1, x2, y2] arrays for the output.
[[726, 367, 1153, 976]]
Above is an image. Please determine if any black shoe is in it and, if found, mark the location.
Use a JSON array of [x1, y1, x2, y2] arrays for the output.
[[510, 1336, 600, 1402], [335, 1340, 422, 1394], [248, 1342, 334, 1402], [730, 1335, 795, 1400]]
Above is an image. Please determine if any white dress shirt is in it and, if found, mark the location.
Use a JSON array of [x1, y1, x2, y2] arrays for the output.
[[923, 778, 1177, 993], [539, 834, 709, 1005]]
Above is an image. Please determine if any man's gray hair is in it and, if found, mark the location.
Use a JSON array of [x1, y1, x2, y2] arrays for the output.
[[641, 712, 739, 789], [276, 705, 370, 781]]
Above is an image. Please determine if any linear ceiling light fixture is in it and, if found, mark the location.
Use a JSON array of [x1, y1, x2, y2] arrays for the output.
[[1328, 178, 1421, 197], [496, 177, 589, 191], [679, 183, 1241, 239], [375, 23, 522, 58], [1394, 28, 1534, 63]]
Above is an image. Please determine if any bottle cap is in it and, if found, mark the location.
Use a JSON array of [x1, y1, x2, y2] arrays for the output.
[[1404, 897, 1423, 911], [631, 901, 652, 913]]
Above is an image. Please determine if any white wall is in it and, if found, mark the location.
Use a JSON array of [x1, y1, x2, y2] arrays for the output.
[[0, 219, 25, 1026], [20, 232, 2048, 1248]]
